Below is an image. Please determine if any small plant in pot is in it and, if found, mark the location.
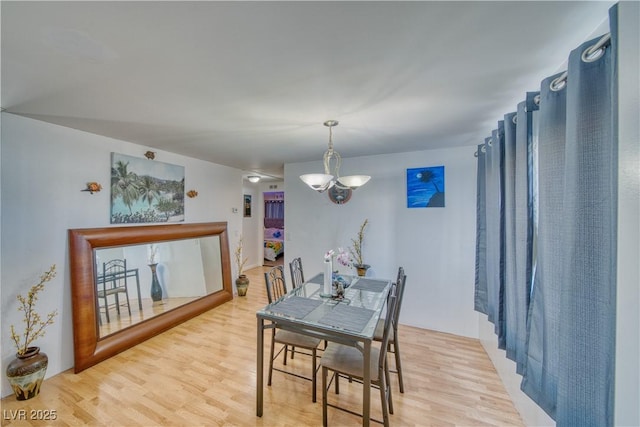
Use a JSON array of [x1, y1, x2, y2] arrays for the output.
[[349, 219, 370, 277], [6, 265, 58, 400], [234, 236, 249, 296]]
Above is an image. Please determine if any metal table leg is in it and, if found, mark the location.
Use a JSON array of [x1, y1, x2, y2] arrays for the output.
[[363, 339, 371, 427], [257, 316, 264, 417]]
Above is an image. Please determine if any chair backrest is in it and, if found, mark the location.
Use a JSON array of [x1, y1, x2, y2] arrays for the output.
[[289, 257, 305, 288], [395, 267, 405, 288], [264, 265, 288, 304], [377, 287, 398, 372], [384, 267, 405, 324], [393, 273, 407, 328], [103, 259, 127, 291]]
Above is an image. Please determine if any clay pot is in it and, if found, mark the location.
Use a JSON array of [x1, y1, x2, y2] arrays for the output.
[[6, 347, 48, 400], [354, 264, 371, 277], [236, 274, 250, 296]]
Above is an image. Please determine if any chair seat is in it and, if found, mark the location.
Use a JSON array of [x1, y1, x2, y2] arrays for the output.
[[374, 319, 384, 340], [275, 330, 322, 349], [374, 319, 397, 340], [321, 343, 382, 382]]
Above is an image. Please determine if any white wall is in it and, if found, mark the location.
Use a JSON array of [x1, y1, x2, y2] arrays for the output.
[[285, 145, 479, 338], [0, 113, 245, 397], [615, 2, 639, 425], [241, 182, 262, 271]]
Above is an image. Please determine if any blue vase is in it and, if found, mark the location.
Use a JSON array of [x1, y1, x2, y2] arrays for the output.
[[149, 263, 162, 302]]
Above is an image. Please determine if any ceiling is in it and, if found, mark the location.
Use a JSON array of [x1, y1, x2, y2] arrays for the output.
[[1, 1, 613, 180]]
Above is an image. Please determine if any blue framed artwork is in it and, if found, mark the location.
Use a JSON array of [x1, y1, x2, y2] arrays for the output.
[[406, 166, 445, 208], [110, 153, 185, 223]]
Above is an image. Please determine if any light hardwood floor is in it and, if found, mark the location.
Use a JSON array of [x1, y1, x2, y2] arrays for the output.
[[1, 266, 523, 426]]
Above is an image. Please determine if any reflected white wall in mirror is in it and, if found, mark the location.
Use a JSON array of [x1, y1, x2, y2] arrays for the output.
[[94, 235, 223, 338]]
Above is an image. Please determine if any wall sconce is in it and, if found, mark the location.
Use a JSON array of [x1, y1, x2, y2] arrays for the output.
[[186, 190, 198, 198], [82, 182, 102, 194], [248, 176, 261, 183], [144, 151, 156, 160]]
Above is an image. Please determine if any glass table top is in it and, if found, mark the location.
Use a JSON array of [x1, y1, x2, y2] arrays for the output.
[[257, 274, 392, 338]]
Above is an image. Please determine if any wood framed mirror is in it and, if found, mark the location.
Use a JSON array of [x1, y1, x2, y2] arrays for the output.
[[69, 222, 233, 373]]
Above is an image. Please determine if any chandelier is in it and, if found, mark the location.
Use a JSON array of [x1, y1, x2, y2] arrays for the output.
[[299, 120, 371, 192]]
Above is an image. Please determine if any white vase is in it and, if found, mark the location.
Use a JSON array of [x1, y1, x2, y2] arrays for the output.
[[323, 258, 332, 295]]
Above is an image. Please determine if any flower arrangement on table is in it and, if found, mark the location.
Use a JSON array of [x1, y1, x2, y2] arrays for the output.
[[324, 247, 352, 270], [324, 248, 353, 297]]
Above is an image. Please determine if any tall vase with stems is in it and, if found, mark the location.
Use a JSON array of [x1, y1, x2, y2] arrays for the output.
[[149, 263, 162, 302], [350, 219, 370, 277], [234, 236, 249, 296], [7, 264, 57, 400]]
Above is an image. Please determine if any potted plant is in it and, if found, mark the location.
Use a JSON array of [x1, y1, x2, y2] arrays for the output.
[[234, 236, 249, 296], [6, 265, 57, 400], [349, 219, 370, 276]]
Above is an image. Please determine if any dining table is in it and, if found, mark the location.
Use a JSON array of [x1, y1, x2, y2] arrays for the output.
[[256, 272, 392, 427]]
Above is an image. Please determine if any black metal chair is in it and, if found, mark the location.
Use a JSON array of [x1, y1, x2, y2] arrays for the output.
[[320, 288, 398, 426], [264, 265, 322, 402], [289, 257, 305, 288], [374, 267, 407, 393], [97, 259, 132, 323]]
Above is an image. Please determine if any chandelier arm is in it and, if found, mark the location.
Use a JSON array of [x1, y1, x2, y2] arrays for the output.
[[323, 150, 332, 175], [333, 151, 342, 178]]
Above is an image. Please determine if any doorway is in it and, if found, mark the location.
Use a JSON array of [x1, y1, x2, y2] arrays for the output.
[[263, 191, 284, 266]]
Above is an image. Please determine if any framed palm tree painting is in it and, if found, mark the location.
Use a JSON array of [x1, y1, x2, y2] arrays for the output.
[[110, 153, 185, 223], [406, 166, 445, 208]]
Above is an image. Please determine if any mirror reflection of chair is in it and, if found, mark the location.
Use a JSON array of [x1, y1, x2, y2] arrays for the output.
[[320, 288, 398, 427], [374, 267, 407, 393], [289, 257, 305, 288], [264, 265, 322, 402], [98, 259, 132, 323]]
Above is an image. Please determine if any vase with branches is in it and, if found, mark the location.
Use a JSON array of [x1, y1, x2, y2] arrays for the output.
[[234, 236, 249, 296], [6, 264, 58, 400], [349, 219, 370, 276]]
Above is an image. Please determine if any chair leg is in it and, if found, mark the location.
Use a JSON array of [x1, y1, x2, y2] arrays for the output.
[[283, 345, 288, 366], [379, 372, 390, 427], [103, 297, 110, 323], [115, 293, 121, 315], [322, 366, 328, 427], [291, 346, 296, 360], [385, 360, 394, 415], [393, 337, 404, 393], [124, 289, 132, 316]]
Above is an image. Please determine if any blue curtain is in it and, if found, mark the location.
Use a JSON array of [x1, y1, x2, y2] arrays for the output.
[[513, 98, 536, 375], [474, 143, 488, 315], [556, 7, 618, 425], [520, 70, 567, 417], [484, 128, 506, 348], [503, 110, 530, 369], [474, 4, 618, 425], [265, 200, 284, 219]]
